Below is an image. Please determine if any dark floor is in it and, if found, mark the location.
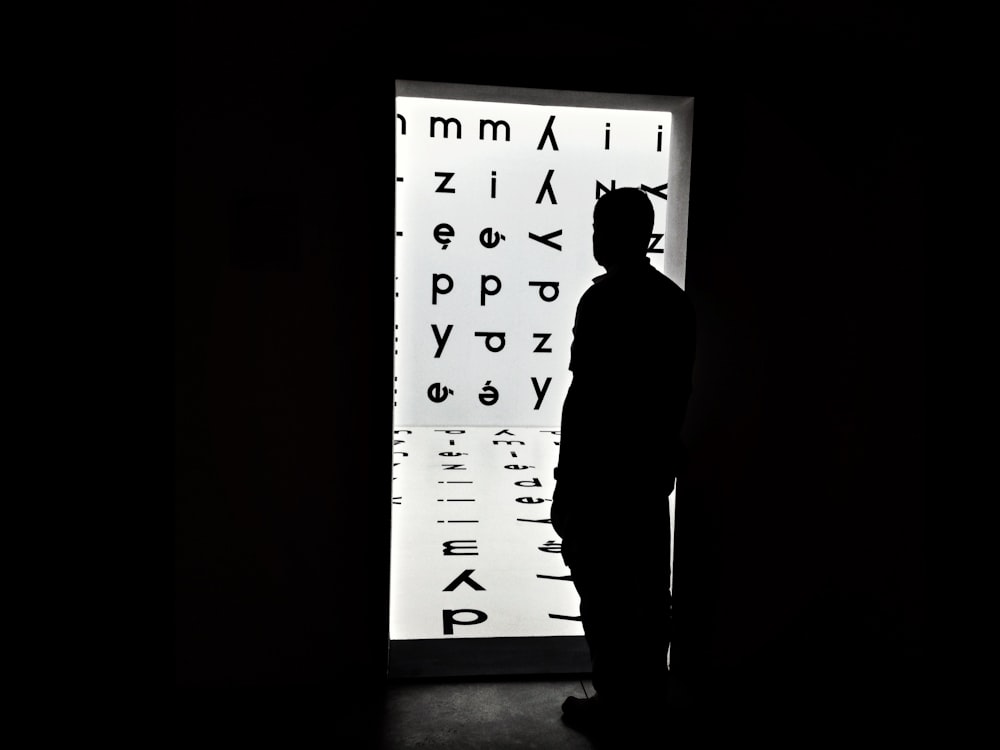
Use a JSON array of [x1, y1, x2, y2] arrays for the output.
[[178, 676, 682, 748], [178, 667, 923, 748], [374, 673, 922, 748], [375, 673, 755, 749], [379, 678, 602, 749]]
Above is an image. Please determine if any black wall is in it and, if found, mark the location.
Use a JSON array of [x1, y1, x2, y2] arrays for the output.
[[175, 1, 923, 732]]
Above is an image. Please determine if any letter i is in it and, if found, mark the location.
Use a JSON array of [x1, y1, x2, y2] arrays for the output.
[[491, 170, 497, 199], [604, 123, 611, 150], [657, 125, 664, 152]]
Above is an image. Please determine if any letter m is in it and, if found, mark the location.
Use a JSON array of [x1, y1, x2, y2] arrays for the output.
[[430, 117, 462, 139], [479, 119, 511, 142]]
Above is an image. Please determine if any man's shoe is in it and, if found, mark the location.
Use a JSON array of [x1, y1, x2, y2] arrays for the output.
[[561, 695, 605, 733]]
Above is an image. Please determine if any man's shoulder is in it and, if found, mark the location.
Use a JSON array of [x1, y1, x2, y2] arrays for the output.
[[576, 262, 692, 314], [644, 265, 694, 312], [645, 262, 684, 290], [576, 276, 609, 308], [594, 264, 688, 301]]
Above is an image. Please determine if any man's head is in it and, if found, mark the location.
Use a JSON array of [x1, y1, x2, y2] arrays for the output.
[[592, 187, 654, 269]]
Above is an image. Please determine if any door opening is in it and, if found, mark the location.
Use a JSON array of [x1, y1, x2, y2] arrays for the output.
[[391, 80, 693, 678]]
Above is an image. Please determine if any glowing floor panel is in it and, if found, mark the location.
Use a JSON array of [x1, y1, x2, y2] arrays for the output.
[[390, 426, 675, 642], [390, 426, 578, 640]]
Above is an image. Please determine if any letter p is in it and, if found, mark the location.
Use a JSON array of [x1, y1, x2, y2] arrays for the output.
[[442, 608, 488, 635]]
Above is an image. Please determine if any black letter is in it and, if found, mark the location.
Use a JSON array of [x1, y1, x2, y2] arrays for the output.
[[435, 172, 456, 193], [478, 380, 499, 406], [479, 227, 506, 248], [396, 113, 406, 135], [533, 333, 552, 353], [528, 281, 560, 302], [641, 182, 668, 201], [474, 331, 506, 352], [434, 223, 455, 249], [479, 119, 511, 141], [427, 383, 454, 403], [535, 169, 557, 205], [432, 324, 453, 358], [481, 275, 502, 306], [444, 569, 486, 591], [529, 230, 562, 251], [442, 540, 478, 556], [443, 609, 487, 635], [531, 376, 552, 410], [430, 116, 462, 139], [432, 273, 454, 304], [596, 179, 616, 199], [536, 114, 558, 151]]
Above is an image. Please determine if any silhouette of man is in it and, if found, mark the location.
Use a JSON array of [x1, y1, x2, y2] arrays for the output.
[[552, 188, 695, 733]]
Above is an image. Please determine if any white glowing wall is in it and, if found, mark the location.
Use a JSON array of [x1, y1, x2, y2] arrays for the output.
[[390, 83, 693, 643], [394, 91, 676, 427]]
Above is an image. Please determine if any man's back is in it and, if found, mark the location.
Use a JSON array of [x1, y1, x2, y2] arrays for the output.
[[556, 256, 695, 505]]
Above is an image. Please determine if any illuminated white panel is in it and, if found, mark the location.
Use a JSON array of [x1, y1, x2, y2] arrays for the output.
[[390, 82, 692, 646], [394, 93, 672, 426]]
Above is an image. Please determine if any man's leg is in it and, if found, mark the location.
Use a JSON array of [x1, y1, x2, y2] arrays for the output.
[[589, 562, 670, 699], [563, 554, 671, 739], [559, 549, 606, 732]]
